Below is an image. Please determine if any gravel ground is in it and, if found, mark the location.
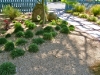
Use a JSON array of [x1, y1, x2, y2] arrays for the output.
[[0, 28, 100, 75]]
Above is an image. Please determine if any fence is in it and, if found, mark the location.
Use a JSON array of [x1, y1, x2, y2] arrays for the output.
[[0, 0, 47, 13]]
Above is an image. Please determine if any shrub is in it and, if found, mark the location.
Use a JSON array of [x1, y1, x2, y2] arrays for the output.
[[50, 31, 57, 37], [10, 48, 25, 59], [55, 25, 61, 31], [4, 41, 14, 51], [24, 20, 31, 27], [0, 62, 16, 75], [15, 38, 27, 46], [14, 22, 21, 28], [27, 22, 36, 29], [32, 38, 45, 45], [24, 30, 34, 38], [35, 29, 44, 35], [72, 12, 79, 16], [60, 26, 70, 34], [15, 31, 24, 37], [28, 43, 39, 53], [73, 4, 85, 13], [90, 5, 100, 16], [43, 32, 53, 40], [13, 22, 24, 33], [79, 13, 88, 18], [87, 16, 98, 22], [43, 26, 54, 32], [2, 5, 21, 20], [61, 20, 68, 25], [0, 38, 7, 45], [5, 33, 11, 38], [69, 25, 75, 31]]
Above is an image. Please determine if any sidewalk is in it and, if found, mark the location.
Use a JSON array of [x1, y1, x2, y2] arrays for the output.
[[47, 2, 100, 41]]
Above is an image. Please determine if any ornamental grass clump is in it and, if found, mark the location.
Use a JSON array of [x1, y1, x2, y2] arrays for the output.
[[0, 38, 7, 45], [5, 33, 11, 38], [43, 26, 54, 32], [15, 31, 24, 37], [50, 31, 57, 37], [60, 26, 70, 34], [43, 32, 53, 40], [24, 30, 34, 38], [35, 29, 44, 35], [14, 22, 24, 33], [32, 38, 45, 45], [69, 25, 75, 31], [28, 43, 39, 53], [87, 16, 98, 22], [2, 5, 21, 20], [27, 22, 36, 29], [72, 12, 79, 16], [79, 13, 88, 18], [10, 48, 25, 59], [55, 25, 61, 31], [73, 4, 86, 13], [90, 5, 100, 16], [4, 41, 15, 51], [0, 62, 16, 75], [15, 38, 27, 46]]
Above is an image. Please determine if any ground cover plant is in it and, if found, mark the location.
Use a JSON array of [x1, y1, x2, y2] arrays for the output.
[[32, 38, 45, 45], [0, 62, 16, 75]]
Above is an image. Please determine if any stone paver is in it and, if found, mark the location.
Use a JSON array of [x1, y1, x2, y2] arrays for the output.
[[47, 2, 100, 41]]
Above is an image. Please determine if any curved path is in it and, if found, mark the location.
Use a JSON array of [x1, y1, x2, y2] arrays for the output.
[[47, 2, 100, 41]]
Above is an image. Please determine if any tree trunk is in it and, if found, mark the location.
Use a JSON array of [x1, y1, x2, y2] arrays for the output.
[[42, 0, 45, 27]]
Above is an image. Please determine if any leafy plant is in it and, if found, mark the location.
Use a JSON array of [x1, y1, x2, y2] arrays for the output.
[[15, 38, 27, 46], [60, 26, 70, 34], [2, 5, 21, 20], [4, 41, 15, 51], [79, 13, 88, 18], [14, 22, 21, 28], [24, 20, 31, 27], [50, 31, 57, 37], [3, 19, 10, 30], [55, 25, 61, 31], [43, 32, 53, 40], [10, 48, 25, 59], [87, 16, 98, 22], [0, 62, 16, 75], [50, 20, 57, 25], [24, 30, 34, 38], [43, 26, 54, 32], [0, 38, 7, 45], [32, 38, 45, 45], [5, 33, 11, 38], [73, 4, 86, 13], [15, 31, 24, 37], [28, 43, 39, 53], [35, 29, 44, 35], [90, 5, 100, 16]]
